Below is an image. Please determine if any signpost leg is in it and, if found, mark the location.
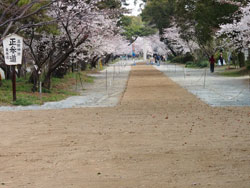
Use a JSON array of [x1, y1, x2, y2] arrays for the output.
[[12, 65, 16, 101]]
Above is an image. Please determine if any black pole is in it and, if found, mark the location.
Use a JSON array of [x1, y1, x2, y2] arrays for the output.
[[12, 65, 16, 101]]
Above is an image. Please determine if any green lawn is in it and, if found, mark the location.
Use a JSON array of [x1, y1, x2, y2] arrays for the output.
[[0, 71, 94, 106], [217, 67, 249, 77]]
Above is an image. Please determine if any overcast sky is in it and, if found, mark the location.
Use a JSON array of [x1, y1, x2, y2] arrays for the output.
[[125, 0, 144, 16]]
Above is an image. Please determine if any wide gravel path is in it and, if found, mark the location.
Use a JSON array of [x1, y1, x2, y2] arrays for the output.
[[0, 65, 249, 188]]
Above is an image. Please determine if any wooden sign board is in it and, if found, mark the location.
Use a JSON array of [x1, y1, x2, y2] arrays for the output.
[[3, 34, 23, 65]]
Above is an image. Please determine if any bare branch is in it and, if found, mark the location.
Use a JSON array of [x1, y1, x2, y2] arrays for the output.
[[0, 1, 54, 29], [0, 0, 20, 23]]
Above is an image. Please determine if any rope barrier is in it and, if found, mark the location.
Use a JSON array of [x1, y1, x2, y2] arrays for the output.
[[164, 64, 250, 102], [188, 70, 205, 86], [207, 86, 248, 101]]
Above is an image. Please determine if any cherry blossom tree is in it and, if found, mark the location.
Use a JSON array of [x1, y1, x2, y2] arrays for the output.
[[131, 33, 167, 56], [87, 33, 130, 67], [23, 0, 93, 89], [24, 0, 125, 90], [1, 0, 151, 90], [0, 0, 53, 41], [76, 14, 125, 68], [0, 0, 54, 79], [217, 3, 250, 51]]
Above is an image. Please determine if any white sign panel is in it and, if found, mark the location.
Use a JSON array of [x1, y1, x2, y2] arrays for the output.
[[3, 34, 23, 65]]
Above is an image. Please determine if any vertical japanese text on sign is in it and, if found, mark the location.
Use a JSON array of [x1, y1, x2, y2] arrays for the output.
[[3, 34, 23, 65]]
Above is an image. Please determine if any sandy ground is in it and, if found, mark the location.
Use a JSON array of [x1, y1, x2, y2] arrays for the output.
[[0, 65, 250, 188]]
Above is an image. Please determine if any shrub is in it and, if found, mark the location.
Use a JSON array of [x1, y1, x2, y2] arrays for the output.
[[185, 61, 194, 67], [171, 55, 185, 63], [198, 60, 209, 68], [185, 60, 208, 68], [185, 61, 193, 65], [183, 52, 194, 63], [171, 53, 194, 64], [167, 55, 175, 61]]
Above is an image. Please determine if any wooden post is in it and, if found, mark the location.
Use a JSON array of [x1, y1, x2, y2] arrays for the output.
[[203, 68, 207, 89], [75, 71, 78, 91], [106, 69, 108, 91], [12, 65, 16, 101]]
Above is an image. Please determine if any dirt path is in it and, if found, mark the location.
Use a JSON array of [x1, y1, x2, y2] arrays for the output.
[[0, 65, 250, 188]]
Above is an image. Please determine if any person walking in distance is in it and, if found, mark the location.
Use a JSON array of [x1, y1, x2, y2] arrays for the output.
[[209, 55, 215, 73], [219, 53, 224, 66]]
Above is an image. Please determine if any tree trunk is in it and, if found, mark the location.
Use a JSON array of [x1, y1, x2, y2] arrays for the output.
[[41, 34, 89, 90], [167, 44, 177, 57], [43, 71, 51, 90], [160, 36, 178, 57], [103, 54, 111, 65], [29, 70, 39, 92], [91, 56, 99, 68], [0, 64, 10, 80], [238, 52, 245, 68], [42, 49, 74, 90]]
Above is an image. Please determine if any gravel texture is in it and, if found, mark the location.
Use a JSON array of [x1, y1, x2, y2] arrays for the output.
[[0, 60, 136, 111], [154, 63, 250, 106]]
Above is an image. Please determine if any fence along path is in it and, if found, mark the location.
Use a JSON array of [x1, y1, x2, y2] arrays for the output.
[[154, 63, 250, 106]]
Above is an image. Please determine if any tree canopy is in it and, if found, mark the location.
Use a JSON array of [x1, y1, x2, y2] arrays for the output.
[[119, 15, 156, 44], [141, 0, 175, 34], [141, 0, 246, 56]]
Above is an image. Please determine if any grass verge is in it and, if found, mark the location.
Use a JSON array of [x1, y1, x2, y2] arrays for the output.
[[0, 71, 95, 106], [217, 67, 249, 77]]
